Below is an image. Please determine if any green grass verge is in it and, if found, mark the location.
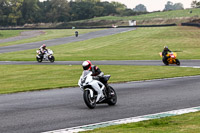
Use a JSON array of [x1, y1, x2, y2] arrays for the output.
[[82, 111, 200, 133], [1, 26, 200, 61], [0, 29, 103, 47], [0, 30, 23, 39], [1, 65, 200, 94]]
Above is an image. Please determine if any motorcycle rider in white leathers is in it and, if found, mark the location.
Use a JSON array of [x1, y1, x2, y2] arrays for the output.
[[39, 44, 48, 53], [80, 60, 105, 102], [38, 44, 48, 59]]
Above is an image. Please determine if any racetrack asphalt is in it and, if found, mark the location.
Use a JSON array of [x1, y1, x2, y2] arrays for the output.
[[0, 76, 200, 133], [0, 60, 200, 67], [0, 28, 135, 53]]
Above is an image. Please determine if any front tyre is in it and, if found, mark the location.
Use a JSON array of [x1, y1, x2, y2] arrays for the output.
[[83, 90, 96, 109], [176, 59, 180, 65], [107, 86, 117, 106], [48, 56, 55, 63]]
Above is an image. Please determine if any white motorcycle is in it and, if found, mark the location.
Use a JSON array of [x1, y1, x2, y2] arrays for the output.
[[78, 70, 117, 109], [36, 49, 55, 63]]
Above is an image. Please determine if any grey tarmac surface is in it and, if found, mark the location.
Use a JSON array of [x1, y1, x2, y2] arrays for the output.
[[0, 60, 200, 67], [0, 28, 135, 53], [0, 76, 200, 133]]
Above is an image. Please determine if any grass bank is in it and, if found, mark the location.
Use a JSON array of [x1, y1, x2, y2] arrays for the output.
[[82, 111, 200, 133], [1, 65, 200, 94], [72, 8, 200, 26], [1, 26, 200, 61], [0, 29, 103, 47], [92, 8, 200, 21], [0, 30, 23, 39]]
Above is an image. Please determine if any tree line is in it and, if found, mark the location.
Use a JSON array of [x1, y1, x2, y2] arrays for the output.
[[0, 0, 198, 26], [191, 0, 200, 8], [0, 0, 146, 26]]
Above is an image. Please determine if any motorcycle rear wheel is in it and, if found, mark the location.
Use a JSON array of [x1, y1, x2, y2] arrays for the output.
[[162, 59, 169, 65], [49, 56, 55, 63], [107, 86, 117, 106], [83, 90, 96, 109], [164, 61, 169, 65]]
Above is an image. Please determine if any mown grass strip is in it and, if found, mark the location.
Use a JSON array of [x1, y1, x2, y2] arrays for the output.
[[82, 111, 200, 133], [1, 65, 200, 94], [0, 30, 23, 39]]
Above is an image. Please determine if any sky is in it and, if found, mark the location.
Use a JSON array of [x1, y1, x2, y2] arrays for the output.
[[102, 0, 193, 12], [39, 0, 193, 12]]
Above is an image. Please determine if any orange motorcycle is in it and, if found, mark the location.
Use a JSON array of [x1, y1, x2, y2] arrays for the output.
[[160, 52, 180, 65]]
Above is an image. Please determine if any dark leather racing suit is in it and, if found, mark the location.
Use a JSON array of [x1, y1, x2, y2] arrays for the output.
[[162, 48, 171, 63]]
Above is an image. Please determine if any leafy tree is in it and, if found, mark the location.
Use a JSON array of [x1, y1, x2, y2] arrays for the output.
[[21, 0, 40, 24], [70, 0, 117, 21], [164, 1, 174, 11], [111, 1, 127, 14], [0, 0, 11, 26], [173, 3, 184, 10], [69, 1, 95, 20], [120, 9, 136, 16], [133, 4, 147, 12], [191, 0, 200, 8], [37, 0, 51, 23], [164, 1, 184, 11], [99, 2, 116, 16], [7, 0, 24, 25], [75, 0, 100, 3], [93, 5, 104, 17], [46, 0, 70, 22]]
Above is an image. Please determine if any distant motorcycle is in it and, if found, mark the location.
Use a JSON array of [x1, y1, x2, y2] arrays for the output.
[[78, 70, 117, 109], [75, 31, 78, 37], [36, 49, 55, 63], [160, 52, 180, 65]]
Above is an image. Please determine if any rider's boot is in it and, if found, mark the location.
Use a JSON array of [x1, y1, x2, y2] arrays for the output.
[[104, 83, 111, 98]]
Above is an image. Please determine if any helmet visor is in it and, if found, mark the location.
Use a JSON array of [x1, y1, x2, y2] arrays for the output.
[[83, 65, 90, 70]]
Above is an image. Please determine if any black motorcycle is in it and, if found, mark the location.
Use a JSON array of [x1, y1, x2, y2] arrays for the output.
[[75, 31, 78, 37]]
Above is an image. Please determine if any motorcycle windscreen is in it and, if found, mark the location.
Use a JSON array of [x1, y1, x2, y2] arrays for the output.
[[82, 70, 91, 77]]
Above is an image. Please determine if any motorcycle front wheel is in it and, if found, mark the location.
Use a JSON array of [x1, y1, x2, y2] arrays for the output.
[[48, 56, 55, 63], [176, 59, 180, 65], [83, 90, 96, 109], [107, 86, 117, 106]]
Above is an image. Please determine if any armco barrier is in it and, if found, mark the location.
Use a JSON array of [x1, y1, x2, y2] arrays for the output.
[[181, 23, 200, 27], [0, 23, 177, 30]]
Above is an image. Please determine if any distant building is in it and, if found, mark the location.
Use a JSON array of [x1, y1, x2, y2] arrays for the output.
[[112, 24, 118, 28], [129, 20, 137, 26]]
